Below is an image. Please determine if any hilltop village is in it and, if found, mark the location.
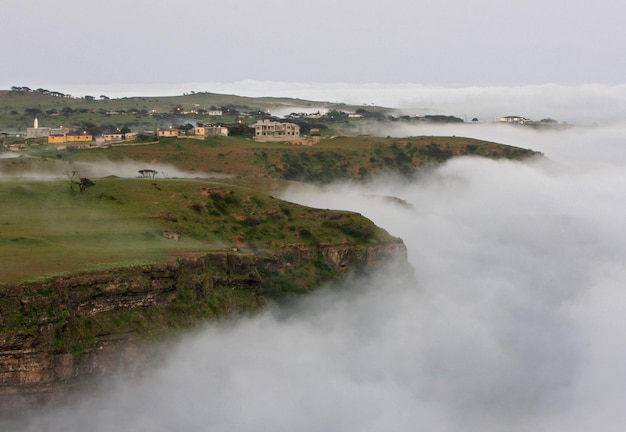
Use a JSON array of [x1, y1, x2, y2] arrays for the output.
[[0, 86, 565, 153], [21, 117, 302, 149]]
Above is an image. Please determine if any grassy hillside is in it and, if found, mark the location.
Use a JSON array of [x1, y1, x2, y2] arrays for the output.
[[1, 135, 539, 183], [0, 89, 380, 134], [0, 177, 390, 284]]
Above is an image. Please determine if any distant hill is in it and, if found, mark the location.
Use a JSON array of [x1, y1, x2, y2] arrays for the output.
[[0, 88, 391, 134]]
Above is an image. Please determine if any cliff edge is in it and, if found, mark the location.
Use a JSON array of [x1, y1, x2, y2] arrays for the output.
[[0, 239, 406, 413]]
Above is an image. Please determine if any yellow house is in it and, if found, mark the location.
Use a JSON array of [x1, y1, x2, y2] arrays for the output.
[[48, 134, 93, 144], [157, 128, 183, 137], [48, 134, 66, 144], [66, 134, 92, 142]]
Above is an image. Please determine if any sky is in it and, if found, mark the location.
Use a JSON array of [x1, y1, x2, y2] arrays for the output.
[[2, 0, 626, 89]]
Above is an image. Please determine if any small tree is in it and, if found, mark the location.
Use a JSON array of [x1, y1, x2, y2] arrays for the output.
[[24, 108, 43, 117], [80, 121, 101, 137], [65, 171, 95, 193], [78, 177, 95, 193], [138, 169, 158, 178]]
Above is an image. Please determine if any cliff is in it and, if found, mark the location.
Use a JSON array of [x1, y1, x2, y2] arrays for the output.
[[0, 239, 406, 413]]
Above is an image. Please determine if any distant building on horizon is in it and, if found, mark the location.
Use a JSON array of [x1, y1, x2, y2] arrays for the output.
[[26, 117, 63, 138], [252, 119, 300, 141], [48, 133, 93, 144], [157, 128, 185, 137], [102, 132, 124, 141], [498, 115, 530, 124], [195, 125, 228, 137], [102, 131, 138, 141]]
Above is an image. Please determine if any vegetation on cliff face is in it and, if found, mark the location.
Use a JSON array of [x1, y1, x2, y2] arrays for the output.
[[0, 253, 263, 356], [1, 241, 404, 363]]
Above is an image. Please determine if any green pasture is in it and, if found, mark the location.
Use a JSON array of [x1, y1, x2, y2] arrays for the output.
[[0, 179, 194, 282], [1, 134, 538, 186], [0, 176, 389, 283], [61, 135, 538, 181]]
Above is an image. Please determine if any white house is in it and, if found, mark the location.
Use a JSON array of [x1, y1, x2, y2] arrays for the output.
[[195, 125, 229, 137], [252, 119, 300, 141], [498, 116, 530, 124]]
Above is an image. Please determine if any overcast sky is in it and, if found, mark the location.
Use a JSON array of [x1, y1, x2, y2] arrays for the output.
[[2, 0, 626, 89]]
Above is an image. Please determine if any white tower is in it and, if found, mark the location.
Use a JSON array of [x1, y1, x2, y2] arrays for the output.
[[34, 117, 39, 129]]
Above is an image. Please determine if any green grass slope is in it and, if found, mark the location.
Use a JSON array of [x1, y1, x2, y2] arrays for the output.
[[10, 135, 540, 183], [0, 177, 390, 284]]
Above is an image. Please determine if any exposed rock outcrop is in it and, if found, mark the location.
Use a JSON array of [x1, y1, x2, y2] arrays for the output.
[[0, 239, 406, 414], [0, 252, 262, 413]]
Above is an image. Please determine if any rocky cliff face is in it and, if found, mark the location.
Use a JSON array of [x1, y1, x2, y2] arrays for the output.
[[0, 252, 262, 414], [0, 239, 406, 414]]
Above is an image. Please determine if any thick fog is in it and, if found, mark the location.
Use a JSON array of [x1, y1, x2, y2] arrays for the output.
[[44, 81, 626, 125], [358, 120, 626, 167], [7, 122, 626, 431], [0, 158, 228, 180]]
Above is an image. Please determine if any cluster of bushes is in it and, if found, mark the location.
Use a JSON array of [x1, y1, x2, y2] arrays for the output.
[[275, 151, 351, 183]]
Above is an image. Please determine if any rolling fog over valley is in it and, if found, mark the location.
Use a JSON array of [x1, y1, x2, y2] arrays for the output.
[[6, 92, 626, 431], [37, 81, 626, 125], [5, 0, 626, 428], [0, 158, 229, 180], [357, 120, 626, 167]]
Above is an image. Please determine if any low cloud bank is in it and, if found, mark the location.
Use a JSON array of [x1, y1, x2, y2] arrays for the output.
[[48, 81, 626, 124], [0, 158, 229, 180], [8, 124, 626, 432], [71, 159, 230, 180], [359, 120, 626, 168]]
